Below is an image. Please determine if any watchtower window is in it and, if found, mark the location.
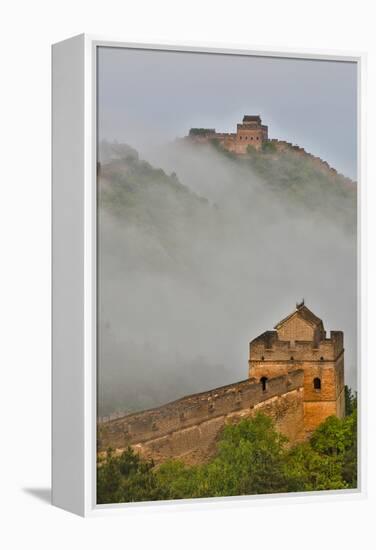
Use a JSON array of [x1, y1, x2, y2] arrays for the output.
[[260, 376, 268, 391], [313, 377, 321, 390], [320, 356, 324, 361], [290, 356, 294, 361], [261, 356, 265, 361]]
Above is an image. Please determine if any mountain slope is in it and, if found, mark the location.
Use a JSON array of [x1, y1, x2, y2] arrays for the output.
[[97, 140, 357, 417]]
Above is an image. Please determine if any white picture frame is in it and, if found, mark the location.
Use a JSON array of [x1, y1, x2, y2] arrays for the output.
[[52, 34, 366, 517]]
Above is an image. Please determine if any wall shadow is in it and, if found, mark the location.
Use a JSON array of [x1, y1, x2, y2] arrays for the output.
[[23, 487, 51, 504]]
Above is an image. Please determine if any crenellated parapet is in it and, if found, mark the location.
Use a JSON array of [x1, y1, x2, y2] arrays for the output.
[[249, 330, 343, 363], [187, 115, 268, 153], [98, 370, 305, 463]]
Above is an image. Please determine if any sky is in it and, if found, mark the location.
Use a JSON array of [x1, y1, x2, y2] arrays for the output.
[[97, 46, 358, 180]]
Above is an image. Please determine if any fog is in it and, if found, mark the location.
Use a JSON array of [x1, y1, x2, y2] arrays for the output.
[[98, 47, 357, 180], [98, 141, 357, 417]]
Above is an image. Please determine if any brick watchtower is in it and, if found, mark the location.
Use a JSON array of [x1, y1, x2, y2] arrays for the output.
[[248, 301, 345, 436], [235, 115, 268, 152], [187, 115, 268, 154]]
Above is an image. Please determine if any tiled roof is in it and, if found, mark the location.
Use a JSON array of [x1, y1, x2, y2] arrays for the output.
[[251, 330, 277, 347], [274, 304, 323, 330], [243, 115, 261, 122]]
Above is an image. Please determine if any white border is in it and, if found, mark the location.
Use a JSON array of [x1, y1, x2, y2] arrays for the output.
[[52, 34, 86, 516], [53, 34, 366, 517]]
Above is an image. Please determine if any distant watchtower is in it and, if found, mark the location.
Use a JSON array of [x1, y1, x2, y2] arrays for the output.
[[187, 115, 268, 154], [248, 302, 345, 435], [235, 115, 268, 152]]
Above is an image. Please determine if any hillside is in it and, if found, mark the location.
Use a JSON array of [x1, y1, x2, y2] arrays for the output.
[[99, 142, 210, 224], [98, 142, 218, 270], [97, 140, 357, 418], [242, 141, 356, 231], [98, 143, 228, 416], [99, 139, 356, 236], [173, 137, 356, 233]]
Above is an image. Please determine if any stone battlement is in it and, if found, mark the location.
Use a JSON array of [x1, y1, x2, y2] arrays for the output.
[[249, 330, 344, 362], [185, 117, 355, 186], [98, 370, 305, 463], [98, 303, 345, 464], [187, 115, 268, 153]]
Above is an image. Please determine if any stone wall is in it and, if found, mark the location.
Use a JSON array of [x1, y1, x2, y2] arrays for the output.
[[98, 370, 305, 465], [186, 117, 268, 154], [185, 127, 356, 187], [268, 139, 356, 186]]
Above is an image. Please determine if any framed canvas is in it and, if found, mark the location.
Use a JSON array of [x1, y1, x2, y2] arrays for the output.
[[52, 34, 365, 517]]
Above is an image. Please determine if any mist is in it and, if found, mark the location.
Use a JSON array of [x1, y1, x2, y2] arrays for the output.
[[98, 47, 357, 180], [97, 140, 357, 417]]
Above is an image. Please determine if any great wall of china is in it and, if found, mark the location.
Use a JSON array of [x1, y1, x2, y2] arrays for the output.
[[98, 304, 345, 466], [185, 115, 355, 188], [98, 370, 305, 465]]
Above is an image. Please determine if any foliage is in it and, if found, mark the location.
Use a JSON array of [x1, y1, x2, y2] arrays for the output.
[[155, 460, 201, 499], [345, 384, 357, 416], [310, 410, 357, 487], [283, 443, 346, 491], [235, 143, 356, 233], [97, 406, 357, 504], [261, 140, 277, 153], [200, 414, 289, 496], [97, 447, 162, 504], [99, 154, 209, 223]]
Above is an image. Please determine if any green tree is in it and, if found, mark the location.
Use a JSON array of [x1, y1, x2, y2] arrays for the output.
[[342, 410, 357, 487], [309, 411, 357, 488], [97, 409, 357, 503], [344, 385, 357, 416], [198, 414, 289, 496], [261, 140, 277, 153], [155, 460, 200, 500], [284, 443, 347, 491], [97, 448, 123, 504], [97, 446, 164, 504], [310, 415, 349, 457]]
